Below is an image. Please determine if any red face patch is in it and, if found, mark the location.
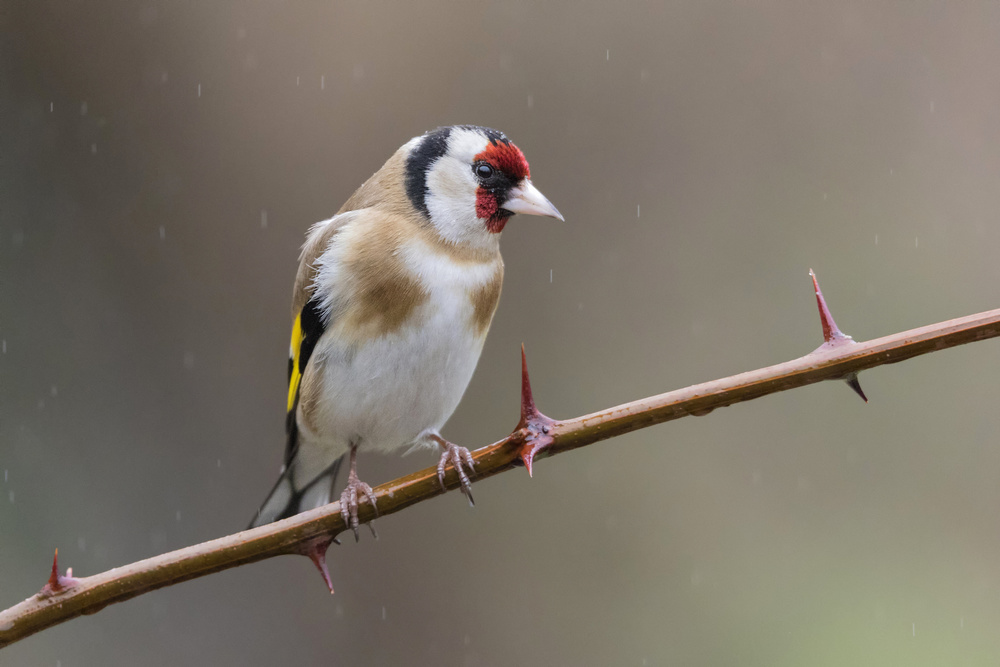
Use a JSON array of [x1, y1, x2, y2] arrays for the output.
[[474, 140, 530, 233], [476, 191, 498, 221], [474, 141, 530, 180], [479, 194, 507, 232]]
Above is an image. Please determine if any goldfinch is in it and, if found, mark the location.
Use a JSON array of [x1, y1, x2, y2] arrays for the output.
[[250, 125, 563, 536]]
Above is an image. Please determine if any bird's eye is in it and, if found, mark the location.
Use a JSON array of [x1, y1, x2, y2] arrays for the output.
[[475, 163, 495, 180]]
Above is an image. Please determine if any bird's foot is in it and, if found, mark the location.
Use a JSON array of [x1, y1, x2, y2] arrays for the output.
[[339, 471, 378, 542], [433, 436, 476, 506]]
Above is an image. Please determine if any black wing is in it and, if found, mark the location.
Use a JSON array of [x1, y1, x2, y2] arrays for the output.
[[284, 297, 327, 466]]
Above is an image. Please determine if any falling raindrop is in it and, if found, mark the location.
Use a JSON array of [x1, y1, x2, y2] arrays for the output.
[[606, 49, 610, 61], [50, 102, 54, 112], [197, 83, 202, 97], [915, 237, 919, 248], [176, 511, 182, 522], [80, 101, 88, 115], [637, 204, 640, 218], [321, 75, 325, 90], [875, 234, 879, 246], [91, 143, 97, 154], [2, 340, 6, 354], [159, 226, 166, 240], [527, 94, 534, 109], [261, 209, 268, 228], [296, 75, 300, 86], [550, 269, 553, 283], [183, 352, 195, 369]]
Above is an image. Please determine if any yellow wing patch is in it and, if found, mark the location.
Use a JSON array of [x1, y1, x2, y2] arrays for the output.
[[287, 312, 304, 414]]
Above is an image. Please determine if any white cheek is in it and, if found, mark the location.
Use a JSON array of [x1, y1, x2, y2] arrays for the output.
[[424, 157, 487, 246], [426, 159, 476, 211]]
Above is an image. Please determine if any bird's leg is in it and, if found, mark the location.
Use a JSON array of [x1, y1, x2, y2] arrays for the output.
[[429, 433, 476, 507], [339, 444, 378, 542]]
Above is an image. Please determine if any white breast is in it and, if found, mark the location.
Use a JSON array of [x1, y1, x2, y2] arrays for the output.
[[301, 234, 499, 458]]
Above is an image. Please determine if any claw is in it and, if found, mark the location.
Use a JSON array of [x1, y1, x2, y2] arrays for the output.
[[362, 485, 379, 539], [340, 480, 377, 542], [433, 435, 477, 506], [436, 455, 449, 491], [340, 485, 354, 540], [339, 446, 378, 542]]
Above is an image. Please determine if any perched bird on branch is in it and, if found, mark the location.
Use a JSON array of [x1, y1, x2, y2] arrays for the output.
[[250, 125, 563, 537]]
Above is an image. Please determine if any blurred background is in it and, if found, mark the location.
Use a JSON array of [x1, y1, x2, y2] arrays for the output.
[[4, 1, 1000, 664]]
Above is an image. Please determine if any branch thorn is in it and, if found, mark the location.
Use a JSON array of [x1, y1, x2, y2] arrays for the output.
[[47, 549, 60, 591], [41, 548, 79, 596], [519, 344, 536, 424], [810, 269, 850, 344], [809, 269, 869, 403], [516, 344, 555, 476], [300, 538, 337, 594], [844, 373, 869, 403]]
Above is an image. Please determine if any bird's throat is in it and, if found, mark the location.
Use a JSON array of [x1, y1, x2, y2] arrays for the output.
[[476, 190, 510, 233]]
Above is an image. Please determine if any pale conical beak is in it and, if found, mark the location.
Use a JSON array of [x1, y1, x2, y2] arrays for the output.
[[501, 180, 565, 221]]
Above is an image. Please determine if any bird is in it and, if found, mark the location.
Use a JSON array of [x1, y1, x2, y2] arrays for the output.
[[250, 125, 563, 537]]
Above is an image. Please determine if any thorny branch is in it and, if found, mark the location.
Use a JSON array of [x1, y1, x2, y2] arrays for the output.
[[3, 272, 1000, 648]]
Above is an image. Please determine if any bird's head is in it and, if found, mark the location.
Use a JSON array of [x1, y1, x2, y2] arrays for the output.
[[403, 125, 563, 249]]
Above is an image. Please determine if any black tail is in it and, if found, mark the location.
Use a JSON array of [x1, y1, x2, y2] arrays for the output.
[[248, 455, 344, 528]]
